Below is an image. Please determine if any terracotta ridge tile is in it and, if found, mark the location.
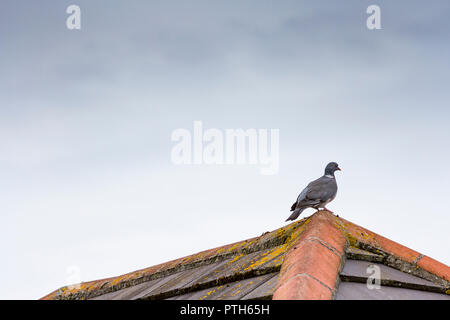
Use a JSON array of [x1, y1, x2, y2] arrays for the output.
[[303, 236, 342, 258], [298, 273, 334, 292], [278, 273, 333, 293], [273, 211, 347, 300], [272, 273, 333, 300], [416, 256, 450, 283], [413, 254, 425, 265]]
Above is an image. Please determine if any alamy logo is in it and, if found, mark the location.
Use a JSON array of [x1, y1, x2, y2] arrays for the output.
[[366, 264, 381, 290], [171, 121, 279, 175], [66, 5, 81, 30], [366, 5, 381, 30]]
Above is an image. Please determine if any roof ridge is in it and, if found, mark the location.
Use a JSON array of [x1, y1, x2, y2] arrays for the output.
[[273, 211, 347, 299]]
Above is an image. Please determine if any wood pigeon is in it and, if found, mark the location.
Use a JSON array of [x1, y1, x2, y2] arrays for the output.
[[285, 162, 341, 222]]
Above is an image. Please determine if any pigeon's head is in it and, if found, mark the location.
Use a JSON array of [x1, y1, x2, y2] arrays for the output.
[[325, 162, 341, 176]]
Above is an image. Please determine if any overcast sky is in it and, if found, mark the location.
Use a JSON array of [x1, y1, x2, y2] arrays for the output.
[[1, 1, 449, 299]]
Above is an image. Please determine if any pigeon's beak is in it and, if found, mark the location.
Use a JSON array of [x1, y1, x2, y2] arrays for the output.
[[337, 167, 342, 171]]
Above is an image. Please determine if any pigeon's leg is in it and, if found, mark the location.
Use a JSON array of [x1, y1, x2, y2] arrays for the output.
[[323, 207, 334, 214]]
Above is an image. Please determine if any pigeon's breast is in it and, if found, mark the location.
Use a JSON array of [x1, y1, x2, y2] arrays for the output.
[[322, 178, 337, 203]]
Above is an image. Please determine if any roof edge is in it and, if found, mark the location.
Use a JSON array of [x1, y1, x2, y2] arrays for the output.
[[334, 215, 450, 286], [41, 218, 306, 300]]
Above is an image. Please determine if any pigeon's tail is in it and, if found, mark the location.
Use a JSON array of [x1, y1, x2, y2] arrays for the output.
[[285, 207, 305, 222]]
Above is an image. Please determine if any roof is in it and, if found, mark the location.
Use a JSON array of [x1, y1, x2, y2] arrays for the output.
[[41, 210, 450, 300]]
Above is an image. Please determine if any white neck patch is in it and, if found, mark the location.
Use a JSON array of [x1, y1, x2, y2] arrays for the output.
[[325, 174, 334, 178]]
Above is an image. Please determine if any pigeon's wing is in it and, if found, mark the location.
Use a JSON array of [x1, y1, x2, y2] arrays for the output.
[[292, 183, 320, 209], [305, 177, 337, 202], [291, 186, 309, 211], [291, 187, 308, 211], [296, 186, 309, 203], [295, 176, 336, 208]]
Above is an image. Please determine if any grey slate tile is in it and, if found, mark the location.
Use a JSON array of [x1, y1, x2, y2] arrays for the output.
[[336, 282, 450, 300], [341, 260, 442, 288]]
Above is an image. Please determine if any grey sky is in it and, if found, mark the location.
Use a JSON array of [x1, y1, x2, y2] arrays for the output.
[[1, 1, 449, 299]]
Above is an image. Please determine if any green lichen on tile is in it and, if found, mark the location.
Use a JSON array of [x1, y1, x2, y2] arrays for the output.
[[283, 218, 311, 249], [229, 253, 244, 264], [243, 245, 286, 271], [200, 285, 223, 300], [334, 219, 359, 247]]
